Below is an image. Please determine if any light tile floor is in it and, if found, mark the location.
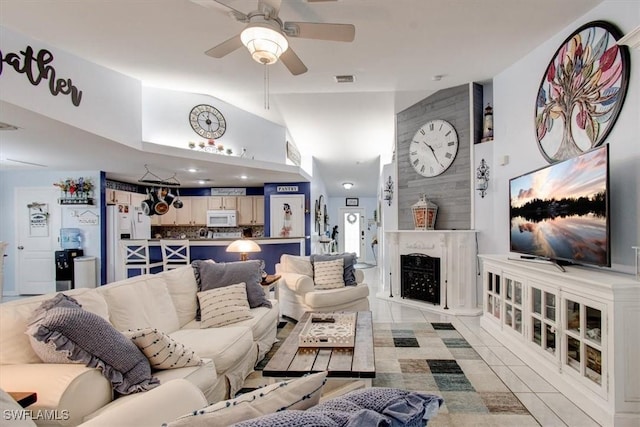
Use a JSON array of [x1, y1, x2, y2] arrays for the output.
[[361, 266, 600, 427]]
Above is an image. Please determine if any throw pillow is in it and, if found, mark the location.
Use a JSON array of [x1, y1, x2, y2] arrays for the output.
[[192, 260, 271, 320], [311, 253, 358, 286], [197, 283, 253, 328], [124, 327, 202, 370], [27, 297, 159, 395], [165, 371, 327, 427], [280, 254, 313, 277], [313, 258, 345, 290], [228, 388, 444, 427], [28, 293, 84, 363]]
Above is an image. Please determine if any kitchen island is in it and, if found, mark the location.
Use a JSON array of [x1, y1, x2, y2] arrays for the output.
[[121, 237, 306, 279]]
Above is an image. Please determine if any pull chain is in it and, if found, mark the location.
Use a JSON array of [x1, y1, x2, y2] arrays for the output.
[[264, 63, 270, 110]]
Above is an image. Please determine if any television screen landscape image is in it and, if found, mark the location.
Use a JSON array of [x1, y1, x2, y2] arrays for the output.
[[509, 145, 610, 267]]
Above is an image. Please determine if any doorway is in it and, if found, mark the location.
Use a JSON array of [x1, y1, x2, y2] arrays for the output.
[[15, 187, 61, 295], [338, 207, 365, 259]]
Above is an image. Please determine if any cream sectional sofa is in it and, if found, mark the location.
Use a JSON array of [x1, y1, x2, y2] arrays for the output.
[[0, 265, 279, 427]]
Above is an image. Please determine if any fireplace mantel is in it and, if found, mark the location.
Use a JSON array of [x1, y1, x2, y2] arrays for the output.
[[381, 230, 481, 315]]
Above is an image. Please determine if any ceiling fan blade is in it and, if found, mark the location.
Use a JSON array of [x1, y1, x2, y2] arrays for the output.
[[284, 22, 355, 42], [191, 0, 248, 21], [205, 34, 243, 58], [258, 0, 281, 18], [280, 47, 308, 75]]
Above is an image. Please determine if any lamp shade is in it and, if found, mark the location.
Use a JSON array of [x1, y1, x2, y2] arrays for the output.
[[241, 23, 288, 65], [226, 239, 261, 261]]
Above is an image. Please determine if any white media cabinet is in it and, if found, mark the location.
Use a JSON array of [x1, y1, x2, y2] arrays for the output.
[[479, 255, 640, 427]]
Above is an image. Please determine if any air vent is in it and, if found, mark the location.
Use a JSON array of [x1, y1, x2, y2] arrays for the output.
[[334, 75, 355, 83]]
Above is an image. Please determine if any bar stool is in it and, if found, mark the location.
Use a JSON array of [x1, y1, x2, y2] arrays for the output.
[[160, 239, 191, 271], [121, 240, 163, 278]]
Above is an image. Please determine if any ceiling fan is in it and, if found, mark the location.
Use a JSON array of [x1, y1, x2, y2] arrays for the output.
[[200, 0, 355, 75]]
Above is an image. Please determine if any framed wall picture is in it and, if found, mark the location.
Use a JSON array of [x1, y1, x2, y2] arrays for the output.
[[346, 197, 359, 207], [535, 20, 630, 163]]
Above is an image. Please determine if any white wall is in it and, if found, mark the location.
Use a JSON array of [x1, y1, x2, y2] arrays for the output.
[[488, 1, 639, 271], [0, 26, 142, 149], [141, 87, 287, 163], [0, 170, 102, 295], [309, 157, 326, 255]]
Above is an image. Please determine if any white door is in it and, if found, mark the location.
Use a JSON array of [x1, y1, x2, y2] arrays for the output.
[[15, 187, 61, 294], [339, 208, 365, 259], [270, 195, 305, 237]]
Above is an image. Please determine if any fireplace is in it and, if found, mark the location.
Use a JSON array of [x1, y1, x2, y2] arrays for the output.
[[401, 253, 440, 304]]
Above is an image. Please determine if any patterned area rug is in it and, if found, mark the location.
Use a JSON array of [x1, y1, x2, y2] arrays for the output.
[[243, 319, 534, 425]]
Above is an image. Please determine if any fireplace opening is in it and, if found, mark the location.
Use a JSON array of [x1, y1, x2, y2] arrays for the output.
[[401, 253, 440, 304]]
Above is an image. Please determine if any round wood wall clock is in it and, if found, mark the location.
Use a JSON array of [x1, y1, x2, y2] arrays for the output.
[[535, 21, 630, 163]]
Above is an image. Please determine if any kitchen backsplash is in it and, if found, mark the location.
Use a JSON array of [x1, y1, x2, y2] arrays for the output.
[[151, 225, 265, 239]]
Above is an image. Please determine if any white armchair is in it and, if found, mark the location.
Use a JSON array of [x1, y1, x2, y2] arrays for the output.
[[275, 254, 370, 321]]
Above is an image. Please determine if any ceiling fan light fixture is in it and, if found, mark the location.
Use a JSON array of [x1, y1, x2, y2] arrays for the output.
[[241, 24, 288, 65]]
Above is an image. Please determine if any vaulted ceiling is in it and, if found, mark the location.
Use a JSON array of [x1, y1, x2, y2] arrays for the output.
[[0, 0, 602, 196]]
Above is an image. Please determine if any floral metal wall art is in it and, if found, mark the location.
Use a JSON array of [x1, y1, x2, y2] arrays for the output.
[[535, 21, 630, 163]]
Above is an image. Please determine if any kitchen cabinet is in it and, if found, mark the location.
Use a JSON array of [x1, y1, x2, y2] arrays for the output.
[[129, 192, 146, 211], [150, 196, 209, 226], [174, 198, 192, 225], [190, 197, 208, 225], [208, 196, 236, 210], [237, 196, 264, 225], [479, 255, 640, 426], [175, 196, 208, 225], [106, 189, 131, 205]]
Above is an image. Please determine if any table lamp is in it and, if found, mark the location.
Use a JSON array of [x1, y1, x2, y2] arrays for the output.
[[226, 239, 261, 261]]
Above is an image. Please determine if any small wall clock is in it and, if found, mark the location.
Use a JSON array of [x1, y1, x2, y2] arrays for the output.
[[189, 104, 227, 139], [409, 119, 459, 177], [535, 21, 630, 163]]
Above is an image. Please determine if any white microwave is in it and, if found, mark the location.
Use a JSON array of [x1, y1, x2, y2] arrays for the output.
[[206, 210, 237, 227]]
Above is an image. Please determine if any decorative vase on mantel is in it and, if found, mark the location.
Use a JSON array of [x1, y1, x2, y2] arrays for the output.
[[411, 195, 438, 230]]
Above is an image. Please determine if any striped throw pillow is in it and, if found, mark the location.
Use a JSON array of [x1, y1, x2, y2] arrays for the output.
[[124, 328, 202, 370], [313, 258, 345, 290], [197, 282, 252, 328]]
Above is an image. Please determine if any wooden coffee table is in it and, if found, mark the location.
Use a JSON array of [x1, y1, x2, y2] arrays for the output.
[[263, 311, 375, 398]]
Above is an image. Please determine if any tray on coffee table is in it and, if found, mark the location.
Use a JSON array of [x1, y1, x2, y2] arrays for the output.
[[298, 313, 356, 347]]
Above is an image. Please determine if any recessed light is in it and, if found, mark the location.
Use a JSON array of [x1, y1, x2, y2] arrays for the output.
[[187, 168, 197, 173], [342, 182, 354, 190], [240, 175, 248, 180], [197, 180, 206, 185]]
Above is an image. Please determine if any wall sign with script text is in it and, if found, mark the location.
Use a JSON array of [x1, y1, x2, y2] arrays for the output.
[[0, 45, 83, 106]]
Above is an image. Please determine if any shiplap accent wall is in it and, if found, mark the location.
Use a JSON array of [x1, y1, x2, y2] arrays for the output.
[[396, 83, 481, 230]]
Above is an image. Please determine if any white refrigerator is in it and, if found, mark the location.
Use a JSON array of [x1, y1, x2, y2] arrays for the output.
[[106, 203, 151, 282]]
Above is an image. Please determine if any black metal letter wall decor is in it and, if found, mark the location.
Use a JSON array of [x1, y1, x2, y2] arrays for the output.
[[0, 45, 83, 106]]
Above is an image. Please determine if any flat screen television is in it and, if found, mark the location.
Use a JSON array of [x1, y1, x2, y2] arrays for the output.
[[509, 144, 610, 267]]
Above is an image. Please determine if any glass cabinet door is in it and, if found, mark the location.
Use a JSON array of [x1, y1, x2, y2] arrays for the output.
[[485, 271, 502, 321], [563, 296, 604, 389], [503, 276, 523, 335], [529, 284, 558, 358]]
